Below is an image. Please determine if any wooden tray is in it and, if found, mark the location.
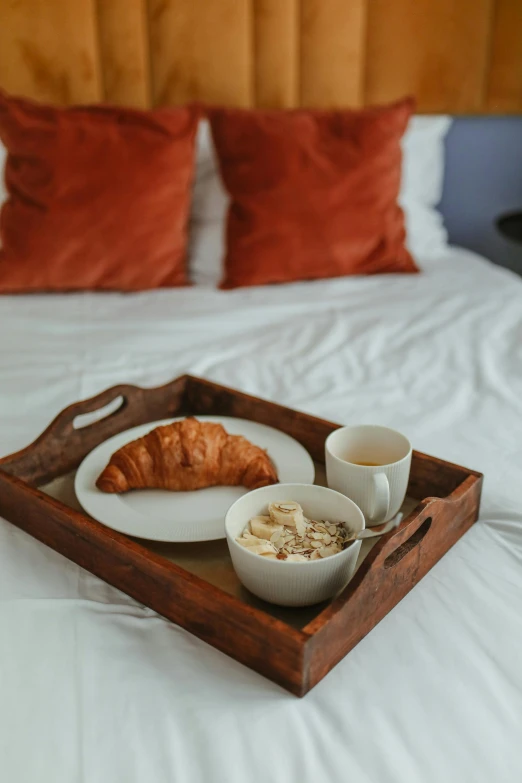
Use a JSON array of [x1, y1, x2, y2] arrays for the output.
[[0, 375, 483, 696]]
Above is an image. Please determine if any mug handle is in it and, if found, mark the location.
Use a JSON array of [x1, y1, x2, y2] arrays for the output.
[[370, 473, 390, 524]]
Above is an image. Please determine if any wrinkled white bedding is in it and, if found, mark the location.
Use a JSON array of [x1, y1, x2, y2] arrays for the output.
[[1, 247, 522, 783]]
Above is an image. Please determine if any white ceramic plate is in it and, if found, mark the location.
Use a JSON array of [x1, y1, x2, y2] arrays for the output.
[[74, 416, 315, 542]]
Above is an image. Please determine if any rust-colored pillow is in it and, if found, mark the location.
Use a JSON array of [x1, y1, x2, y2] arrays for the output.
[[209, 99, 419, 289], [0, 91, 199, 291]]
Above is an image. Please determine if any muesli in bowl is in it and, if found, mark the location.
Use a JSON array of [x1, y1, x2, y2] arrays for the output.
[[235, 501, 352, 561], [225, 484, 365, 607]]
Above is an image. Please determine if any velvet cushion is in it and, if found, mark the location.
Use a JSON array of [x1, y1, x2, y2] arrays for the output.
[[0, 91, 199, 291], [209, 99, 419, 289]]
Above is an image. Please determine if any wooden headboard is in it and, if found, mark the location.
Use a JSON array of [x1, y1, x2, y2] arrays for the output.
[[0, 0, 521, 114]]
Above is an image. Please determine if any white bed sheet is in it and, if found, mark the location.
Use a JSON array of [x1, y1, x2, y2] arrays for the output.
[[1, 247, 522, 783]]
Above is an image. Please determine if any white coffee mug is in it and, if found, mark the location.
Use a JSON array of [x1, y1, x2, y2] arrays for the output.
[[325, 425, 412, 527]]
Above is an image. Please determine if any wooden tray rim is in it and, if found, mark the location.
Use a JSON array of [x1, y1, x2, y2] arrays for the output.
[[0, 375, 484, 695], [0, 374, 483, 641]]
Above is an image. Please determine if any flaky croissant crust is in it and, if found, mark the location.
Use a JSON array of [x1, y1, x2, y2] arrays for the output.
[[96, 417, 278, 493]]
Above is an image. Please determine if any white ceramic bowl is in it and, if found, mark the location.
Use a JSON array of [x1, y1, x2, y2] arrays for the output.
[[225, 483, 365, 607]]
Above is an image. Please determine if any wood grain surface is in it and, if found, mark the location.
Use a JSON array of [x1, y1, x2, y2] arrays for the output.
[[253, 0, 299, 108], [95, 0, 150, 107], [365, 0, 494, 112], [0, 469, 308, 694], [304, 474, 482, 690], [0, 377, 187, 486], [0, 0, 101, 104], [0, 0, 518, 112], [147, 0, 252, 106], [0, 375, 483, 696], [300, 0, 366, 107], [486, 0, 522, 113]]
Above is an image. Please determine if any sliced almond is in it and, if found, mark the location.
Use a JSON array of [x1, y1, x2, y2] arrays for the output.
[[295, 518, 306, 538], [239, 506, 351, 561], [318, 544, 341, 558]]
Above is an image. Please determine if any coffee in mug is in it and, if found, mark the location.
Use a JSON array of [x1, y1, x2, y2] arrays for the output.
[[325, 425, 412, 527]]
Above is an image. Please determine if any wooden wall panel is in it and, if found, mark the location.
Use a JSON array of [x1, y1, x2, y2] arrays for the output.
[[95, 0, 150, 107], [254, 0, 299, 108], [300, 0, 367, 107], [365, 0, 494, 113], [148, 0, 252, 107], [0, 0, 520, 114], [0, 0, 101, 104], [486, 0, 522, 113]]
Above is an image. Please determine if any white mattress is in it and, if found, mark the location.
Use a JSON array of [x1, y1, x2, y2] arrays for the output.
[[1, 247, 522, 782]]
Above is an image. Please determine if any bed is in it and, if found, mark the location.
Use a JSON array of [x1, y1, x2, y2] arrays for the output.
[[1, 244, 522, 782], [2, 0, 522, 773]]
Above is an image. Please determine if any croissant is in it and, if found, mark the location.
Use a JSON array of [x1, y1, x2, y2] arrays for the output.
[[96, 417, 278, 493]]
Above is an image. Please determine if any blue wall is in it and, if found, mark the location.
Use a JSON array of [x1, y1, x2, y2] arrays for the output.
[[439, 117, 522, 275]]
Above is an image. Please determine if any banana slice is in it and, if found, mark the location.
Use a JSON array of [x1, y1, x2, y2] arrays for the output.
[[236, 532, 268, 548], [250, 515, 283, 541], [244, 543, 277, 556], [268, 502, 306, 537], [235, 532, 279, 557]]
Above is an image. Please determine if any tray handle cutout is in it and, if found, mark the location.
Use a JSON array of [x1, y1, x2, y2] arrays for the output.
[[73, 395, 126, 430], [0, 377, 188, 485], [383, 517, 431, 568], [54, 385, 136, 437], [40, 379, 185, 441], [371, 510, 434, 574]]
